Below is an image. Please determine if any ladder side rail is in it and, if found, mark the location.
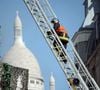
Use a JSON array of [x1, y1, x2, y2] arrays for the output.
[[38, 1, 95, 85], [37, 0, 92, 83], [39, 0, 95, 85], [23, 0, 93, 89], [25, 1, 88, 90], [38, 0, 97, 87], [35, 2, 90, 89], [38, 0, 99, 88], [23, 0, 89, 89]]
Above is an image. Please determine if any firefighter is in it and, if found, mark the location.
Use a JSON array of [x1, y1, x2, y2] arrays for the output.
[[68, 78, 80, 90], [51, 18, 69, 49]]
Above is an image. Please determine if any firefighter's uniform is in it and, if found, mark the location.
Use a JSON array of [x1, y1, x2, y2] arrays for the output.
[[54, 22, 69, 48]]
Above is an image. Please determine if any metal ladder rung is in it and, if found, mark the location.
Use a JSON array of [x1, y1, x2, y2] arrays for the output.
[[53, 45, 62, 49], [60, 59, 67, 64], [39, 20, 45, 23], [47, 16, 55, 18], [33, 9, 38, 12]]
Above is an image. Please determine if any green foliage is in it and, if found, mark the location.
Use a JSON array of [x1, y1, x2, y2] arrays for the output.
[[1, 63, 11, 89]]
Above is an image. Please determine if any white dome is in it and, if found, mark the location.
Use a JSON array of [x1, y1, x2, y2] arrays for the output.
[[2, 42, 42, 78], [1, 11, 42, 79]]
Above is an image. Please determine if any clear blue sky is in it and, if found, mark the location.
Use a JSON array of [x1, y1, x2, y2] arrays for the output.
[[0, 0, 84, 90]]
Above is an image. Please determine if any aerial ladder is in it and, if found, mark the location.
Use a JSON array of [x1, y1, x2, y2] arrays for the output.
[[23, 0, 100, 90]]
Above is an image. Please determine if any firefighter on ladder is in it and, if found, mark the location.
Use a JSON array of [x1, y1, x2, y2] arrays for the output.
[[47, 18, 69, 63], [51, 18, 69, 49], [50, 18, 69, 64]]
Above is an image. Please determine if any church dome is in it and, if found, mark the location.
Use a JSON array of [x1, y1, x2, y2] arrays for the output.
[[1, 11, 42, 79], [2, 43, 42, 78]]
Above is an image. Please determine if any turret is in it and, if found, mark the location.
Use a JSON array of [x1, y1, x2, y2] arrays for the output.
[[14, 11, 24, 45], [50, 73, 55, 90]]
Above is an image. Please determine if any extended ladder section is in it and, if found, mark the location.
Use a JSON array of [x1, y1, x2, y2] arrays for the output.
[[23, 0, 100, 90]]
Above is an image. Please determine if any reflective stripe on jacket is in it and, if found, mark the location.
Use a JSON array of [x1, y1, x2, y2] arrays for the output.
[[57, 32, 69, 41], [59, 36, 69, 41]]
